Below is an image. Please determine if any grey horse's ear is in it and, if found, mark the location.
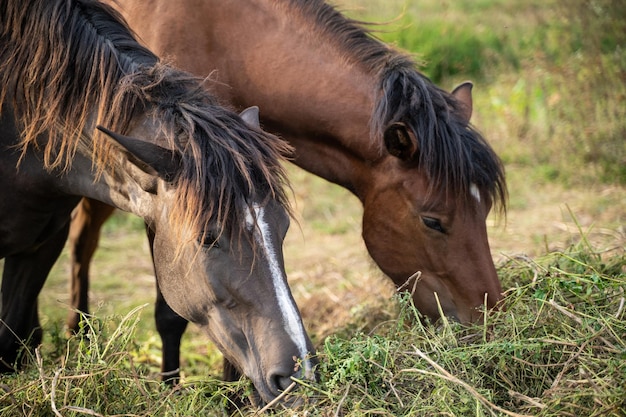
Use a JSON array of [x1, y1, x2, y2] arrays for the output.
[[383, 122, 418, 161], [97, 126, 180, 181], [451, 81, 473, 123], [239, 106, 260, 128]]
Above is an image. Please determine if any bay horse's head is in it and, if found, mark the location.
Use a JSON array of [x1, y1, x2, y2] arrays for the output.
[[364, 63, 507, 324], [98, 104, 316, 404]]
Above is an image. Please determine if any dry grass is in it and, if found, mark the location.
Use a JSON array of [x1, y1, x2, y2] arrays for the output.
[[2, 230, 623, 416]]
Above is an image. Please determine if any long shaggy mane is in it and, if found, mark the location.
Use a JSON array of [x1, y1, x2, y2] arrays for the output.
[[0, 0, 292, 243]]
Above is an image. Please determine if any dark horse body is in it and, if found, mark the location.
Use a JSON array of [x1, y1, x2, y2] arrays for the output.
[[70, 0, 506, 383], [0, 0, 315, 405]]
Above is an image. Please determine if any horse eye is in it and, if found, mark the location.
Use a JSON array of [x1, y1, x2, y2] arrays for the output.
[[201, 232, 220, 248], [422, 217, 446, 234]]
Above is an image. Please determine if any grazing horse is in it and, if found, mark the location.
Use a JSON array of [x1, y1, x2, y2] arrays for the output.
[[0, 0, 316, 405], [71, 0, 507, 381]]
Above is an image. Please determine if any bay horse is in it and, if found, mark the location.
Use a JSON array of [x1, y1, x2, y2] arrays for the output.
[[0, 0, 316, 405], [71, 0, 506, 382]]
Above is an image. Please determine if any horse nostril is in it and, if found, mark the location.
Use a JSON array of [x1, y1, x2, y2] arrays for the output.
[[273, 373, 295, 392], [270, 372, 297, 395], [268, 359, 317, 399]]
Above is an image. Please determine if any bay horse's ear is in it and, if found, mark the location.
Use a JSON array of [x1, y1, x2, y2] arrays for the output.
[[451, 81, 473, 123], [239, 106, 260, 128], [383, 122, 417, 161], [97, 126, 180, 181]]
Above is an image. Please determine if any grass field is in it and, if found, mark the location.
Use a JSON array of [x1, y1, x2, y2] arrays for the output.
[[1, 0, 625, 415]]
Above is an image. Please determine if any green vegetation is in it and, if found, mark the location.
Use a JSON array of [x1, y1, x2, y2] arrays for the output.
[[315, 243, 626, 416], [2, 240, 624, 416], [1, 0, 624, 415]]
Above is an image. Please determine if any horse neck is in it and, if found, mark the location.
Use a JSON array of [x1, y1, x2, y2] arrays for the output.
[[53, 123, 159, 222], [115, 0, 382, 197]]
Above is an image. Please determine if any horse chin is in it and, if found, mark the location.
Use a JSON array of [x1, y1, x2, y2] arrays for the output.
[[199, 325, 301, 407], [391, 271, 464, 323], [246, 385, 307, 410], [244, 385, 309, 411]]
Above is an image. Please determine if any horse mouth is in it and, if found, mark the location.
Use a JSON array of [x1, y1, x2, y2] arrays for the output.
[[216, 333, 317, 407]]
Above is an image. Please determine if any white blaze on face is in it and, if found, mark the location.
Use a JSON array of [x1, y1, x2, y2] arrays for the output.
[[245, 204, 313, 377], [470, 183, 481, 203]]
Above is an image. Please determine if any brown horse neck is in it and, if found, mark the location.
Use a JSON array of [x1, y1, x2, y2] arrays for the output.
[[112, 0, 384, 197]]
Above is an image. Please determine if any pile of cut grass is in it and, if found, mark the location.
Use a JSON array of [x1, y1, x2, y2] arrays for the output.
[[291, 240, 625, 416], [1, 239, 623, 416]]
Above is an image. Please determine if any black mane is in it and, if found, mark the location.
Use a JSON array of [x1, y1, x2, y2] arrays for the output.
[[288, 0, 506, 209], [0, 0, 292, 245]]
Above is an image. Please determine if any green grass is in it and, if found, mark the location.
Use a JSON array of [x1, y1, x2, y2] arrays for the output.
[[1, 240, 624, 416]]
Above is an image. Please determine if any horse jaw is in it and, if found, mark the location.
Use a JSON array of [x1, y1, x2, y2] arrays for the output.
[[360, 162, 503, 324]]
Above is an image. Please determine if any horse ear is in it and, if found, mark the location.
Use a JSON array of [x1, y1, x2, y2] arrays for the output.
[[96, 126, 179, 181], [451, 81, 473, 123], [383, 122, 417, 161], [239, 106, 260, 128]]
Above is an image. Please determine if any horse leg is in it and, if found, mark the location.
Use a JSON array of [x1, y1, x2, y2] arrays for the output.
[[155, 284, 188, 385], [146, 226, 188, 385], [66, 198, 115, 334], [0, 223, 69, 371], [223, 358, 242, 382], [224, 358, 252, 409]]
